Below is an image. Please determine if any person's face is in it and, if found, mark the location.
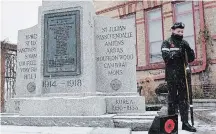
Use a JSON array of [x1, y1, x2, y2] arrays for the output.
[[172, 28, 184, 36]]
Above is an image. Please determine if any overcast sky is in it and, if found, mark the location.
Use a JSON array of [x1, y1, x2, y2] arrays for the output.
[[0, 0, 103, 44], [1, 0, 42, 44], [0, 0, 132, 44]]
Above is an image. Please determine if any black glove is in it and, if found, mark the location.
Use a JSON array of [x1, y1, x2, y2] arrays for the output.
[[179, 43, 186, 53], [170, 50, 182, 59]]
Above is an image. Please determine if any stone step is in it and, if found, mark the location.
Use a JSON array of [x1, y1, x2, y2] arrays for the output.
[[1, 125, 132, 134], [193, 99, 216, 107], [1, 112, 158, 131], [0, 114, 115, 127], [114, 118, 154, 131], [0, 113, 19, 115], [113, 112, 157, 131], [115, 111, 158, 116]]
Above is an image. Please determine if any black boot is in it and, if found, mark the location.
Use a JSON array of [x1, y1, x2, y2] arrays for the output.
[[182, 122, 197, 132]]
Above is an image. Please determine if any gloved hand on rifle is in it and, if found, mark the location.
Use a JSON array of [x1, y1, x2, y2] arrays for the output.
[[170, 49, 183, 59], [179, 42, 195, 63]]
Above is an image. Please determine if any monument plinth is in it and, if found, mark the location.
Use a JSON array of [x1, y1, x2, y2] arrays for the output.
[[40, 1, 96, 95]]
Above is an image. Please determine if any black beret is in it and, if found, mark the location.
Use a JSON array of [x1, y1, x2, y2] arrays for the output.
[[171, 22, 185, 29]]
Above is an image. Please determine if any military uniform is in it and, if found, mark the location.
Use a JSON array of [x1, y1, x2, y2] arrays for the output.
[[161, 37, 195, 117], [161, 22, 196, 132]]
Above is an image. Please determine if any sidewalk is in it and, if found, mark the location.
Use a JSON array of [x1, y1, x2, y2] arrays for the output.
[[194, 108, 216, 125], [1, 119, 216, 134]]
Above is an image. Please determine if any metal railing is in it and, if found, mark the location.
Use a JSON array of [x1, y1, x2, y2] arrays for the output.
[[1, 41, 17, 112]]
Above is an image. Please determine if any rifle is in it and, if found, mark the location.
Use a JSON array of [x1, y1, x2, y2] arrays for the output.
[[184, 51, 194, 126]]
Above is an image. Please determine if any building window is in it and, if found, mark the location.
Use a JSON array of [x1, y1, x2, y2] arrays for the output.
[[120, 13, 135, 19], [120, 13, 137, 65], [174, 2, 196, 51], [146, 8, 163, 63]]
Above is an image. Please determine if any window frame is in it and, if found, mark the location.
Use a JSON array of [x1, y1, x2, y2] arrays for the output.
[[120, 13, 138, 66], [136, 1, 203, 71], [145, 7, 164, 64], [172, 1, 198, 58]]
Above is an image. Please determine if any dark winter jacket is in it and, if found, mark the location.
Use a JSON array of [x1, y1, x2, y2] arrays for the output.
[[161, 37, 195, 81]]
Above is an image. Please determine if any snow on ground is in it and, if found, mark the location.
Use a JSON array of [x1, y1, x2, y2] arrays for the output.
[[132, 131, 191, 134], [210, 111, 216, 116], [1, 125, 216, 134], [1, 113, 216, 134], [0, 126, 93, 134]]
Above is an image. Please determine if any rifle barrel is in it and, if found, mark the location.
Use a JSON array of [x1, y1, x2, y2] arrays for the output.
[[184, 51, 194, 126]]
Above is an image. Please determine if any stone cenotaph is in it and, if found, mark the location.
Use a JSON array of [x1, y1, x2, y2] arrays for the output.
[[4, 0, 145, 121]]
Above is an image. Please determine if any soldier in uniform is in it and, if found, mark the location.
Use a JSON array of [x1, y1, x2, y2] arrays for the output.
[[161, 22, 197, 132]]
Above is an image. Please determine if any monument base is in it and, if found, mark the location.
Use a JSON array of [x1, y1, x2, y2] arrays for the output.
[[5, 96, 106, 116], [3, 94, 150, 131], [105, 96, 146, 114], [5, 95, 146, 115]]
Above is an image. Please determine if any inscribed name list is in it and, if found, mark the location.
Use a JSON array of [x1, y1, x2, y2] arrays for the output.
[[44, 10, 81, 77]]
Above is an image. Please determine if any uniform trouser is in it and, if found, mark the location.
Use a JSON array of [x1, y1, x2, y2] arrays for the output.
[[167, 79, 189, 122]]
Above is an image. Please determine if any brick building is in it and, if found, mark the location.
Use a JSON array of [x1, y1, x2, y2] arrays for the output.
[[94, 0, 216, 97]]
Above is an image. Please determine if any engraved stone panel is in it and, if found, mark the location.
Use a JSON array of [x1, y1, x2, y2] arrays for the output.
[[106, 96, 146, 113], [95, 17, 137, 93], [44, 10, 81, 77], [15, 25, 41, 97]]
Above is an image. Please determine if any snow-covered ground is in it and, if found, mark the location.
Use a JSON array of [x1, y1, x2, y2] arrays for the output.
[[1, 125, 216, 134], [210, 112, 216, 116], [1, 110, 216, 134], [133, 131, 192, 134]]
